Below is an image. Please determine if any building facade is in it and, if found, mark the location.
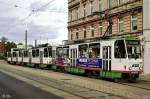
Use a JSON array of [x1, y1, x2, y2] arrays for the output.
[[143, 0, 150, 74], [68, 0, 143, 43], [0, 42, 5, 54]]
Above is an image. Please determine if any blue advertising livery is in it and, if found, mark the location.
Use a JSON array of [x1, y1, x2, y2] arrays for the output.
[[76, 58, 102, 68]]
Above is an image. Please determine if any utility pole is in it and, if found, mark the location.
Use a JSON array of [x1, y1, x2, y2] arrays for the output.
[[35, 40, 37, 48], [25, 30, 27, 50]]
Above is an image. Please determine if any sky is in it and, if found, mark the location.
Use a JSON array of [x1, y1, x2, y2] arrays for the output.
[[0, 0, 68, 45]]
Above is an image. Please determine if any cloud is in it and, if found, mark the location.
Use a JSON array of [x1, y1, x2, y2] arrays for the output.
[[0, 0, 68, 45]]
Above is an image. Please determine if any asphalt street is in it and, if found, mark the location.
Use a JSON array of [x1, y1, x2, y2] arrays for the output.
[[0, 71, 62, 99]]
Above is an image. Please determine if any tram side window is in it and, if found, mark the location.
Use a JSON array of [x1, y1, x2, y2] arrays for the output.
[[19, 51, 22, 57], [36, 49, 39, 57], [63, 47, 69, 58], [48, 48, 52, 57], [44, 48, 48, 57], [89, 43, 100, 58], [32, 50, 36, 57], [56, 48, 62, 57], [13, 52, 16, 57], [24, 51, 28, 57], [114, 40, 126, 58], [79, 44, 88, 58]]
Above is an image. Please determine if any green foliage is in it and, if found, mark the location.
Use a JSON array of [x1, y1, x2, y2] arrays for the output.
[[5, 41, 17, 52], [1, 37, 8, 43], [0, 53, 6, 60], [0, 36, 17, 57]]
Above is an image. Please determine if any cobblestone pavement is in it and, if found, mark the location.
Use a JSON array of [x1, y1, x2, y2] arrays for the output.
[[0, 61, 150, 99], [140, 74, 150, 82]]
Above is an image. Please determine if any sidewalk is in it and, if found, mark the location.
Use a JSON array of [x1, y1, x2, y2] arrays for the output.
[[140, 74, 150, 81]]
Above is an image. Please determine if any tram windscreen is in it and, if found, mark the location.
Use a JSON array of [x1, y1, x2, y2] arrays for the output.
[[126, 40, 141, 59]]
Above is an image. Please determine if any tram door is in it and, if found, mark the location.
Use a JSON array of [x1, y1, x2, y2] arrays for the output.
[[29, 52, 32, 64], [102, 46, 111, 72], [70, 49, 77, 66], [40, 51, 43, 64], [16, 52, 18, 63]]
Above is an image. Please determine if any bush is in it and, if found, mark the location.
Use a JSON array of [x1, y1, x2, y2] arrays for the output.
[[0, 53, 6, 60]]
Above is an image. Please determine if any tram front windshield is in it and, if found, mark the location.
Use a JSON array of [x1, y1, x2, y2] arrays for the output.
[[125, 40, 141, 59]]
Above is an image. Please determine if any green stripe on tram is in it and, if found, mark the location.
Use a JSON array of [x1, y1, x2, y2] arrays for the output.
[[26, 63, 34, 67], [100, 72, 122, 78], [65, 67, 85, 74]]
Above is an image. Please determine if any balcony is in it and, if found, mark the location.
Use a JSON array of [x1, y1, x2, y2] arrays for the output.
[[108, 0, 142, 15], [68, 11, 104, 28], [68, 0, 80, 8]]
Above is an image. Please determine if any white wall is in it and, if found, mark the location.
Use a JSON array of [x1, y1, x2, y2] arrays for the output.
[[143, 0, 150, 74]]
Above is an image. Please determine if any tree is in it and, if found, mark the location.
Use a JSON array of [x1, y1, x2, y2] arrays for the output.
[[5, 41, 17, 52], [1, 37, 8, 43]]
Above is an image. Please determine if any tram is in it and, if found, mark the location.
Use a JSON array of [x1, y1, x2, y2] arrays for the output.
[[7, 38, 143, 82]]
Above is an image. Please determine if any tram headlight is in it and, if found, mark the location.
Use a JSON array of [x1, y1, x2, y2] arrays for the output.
[[139, 65, 143, 71], [129, 67, 132, 70]]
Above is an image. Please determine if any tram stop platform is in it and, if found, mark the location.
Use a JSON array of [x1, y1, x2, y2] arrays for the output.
[[140, 74, 150, 81]]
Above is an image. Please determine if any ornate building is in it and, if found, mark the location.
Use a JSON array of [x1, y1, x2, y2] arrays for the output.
[[68, 0, 143, 44], [0, 42, 5, 55]]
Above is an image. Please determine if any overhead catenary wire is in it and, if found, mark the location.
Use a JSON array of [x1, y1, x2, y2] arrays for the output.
[[5, 0, 57, 33], [1, 0, 67, 44]]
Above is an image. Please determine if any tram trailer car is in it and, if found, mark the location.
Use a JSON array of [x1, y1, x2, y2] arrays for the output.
[[28, 46, 56, 68], [7, 38, 143, 82], [7, 48, 23, 64], [7, 52, 12, 63]]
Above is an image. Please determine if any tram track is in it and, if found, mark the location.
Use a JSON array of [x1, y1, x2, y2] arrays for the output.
[[0, 64, 124, 99], [1, 62, 150, 99], [116, 80, 150, 91]]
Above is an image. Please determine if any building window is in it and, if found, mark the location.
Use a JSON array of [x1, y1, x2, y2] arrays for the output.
[[76, 7, 79, 19], [83, 27, 86, 38], [84, 31, 86, 38], [90, 1, 94, 14], [108, 0, 112, 8], [118, 17, 124, 32], [71, 34, 73, 40], [76, 29, 79, 39], [83, 4, 86, 17], [99, 0, 102, 12], [118, 0, 124, 5], [76, 32, 78, 39], [91, 25, 94, 37], [70, 10, 72, 21], [131, 15, 138, 31], [99, 22, 103, 35]]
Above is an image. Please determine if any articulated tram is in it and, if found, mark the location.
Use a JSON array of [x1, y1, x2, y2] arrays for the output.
[[7, 38, 143, 82]]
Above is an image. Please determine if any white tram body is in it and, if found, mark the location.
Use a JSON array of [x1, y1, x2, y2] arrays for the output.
[[30, 46, 56, 65], [58, 38, 142, 80], [17, 50, 23, 63], [22, 50, 29, 63], [7, 38, 142, 81], [7, 52, 12, 62]]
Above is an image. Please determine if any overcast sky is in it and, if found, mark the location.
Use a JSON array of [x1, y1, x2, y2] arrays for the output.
[[0, 0, 68, 45]]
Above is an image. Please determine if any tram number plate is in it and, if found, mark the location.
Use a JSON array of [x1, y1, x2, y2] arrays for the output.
[[131, 71, 138, 74]]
